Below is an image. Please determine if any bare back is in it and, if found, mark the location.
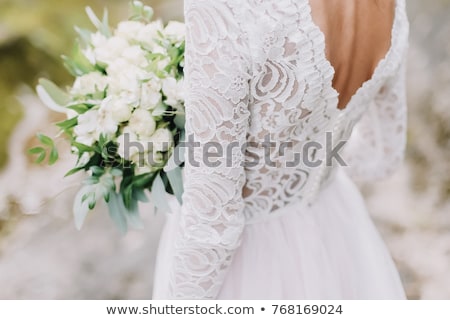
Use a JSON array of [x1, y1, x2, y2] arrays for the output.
[[310, 0, 396, 109]]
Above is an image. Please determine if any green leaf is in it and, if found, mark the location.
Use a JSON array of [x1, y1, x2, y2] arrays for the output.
[[73, 185, 94, 230], [151, 174, 171, 213], [49, 147, 59, 165], [107, 191, 128, 234], [36, 152, 46, 164], [28, 147, 45, 155], [56, 117, 78, 130], [90, 166, 104, 176], [85, 6, 103, 30], [38, 79, 70, 106], [165, 166, 184, 204], [174, 113, 185, 129], [37, 133, 54, 147], [133, 189, 149, 203], [67, 104, 90, 114], [72, 141, 95, 153], [74, 26, 92, 46], [101, 8, 111, 37], [83, 176, 100, 185], [65, 166, 85, 177]]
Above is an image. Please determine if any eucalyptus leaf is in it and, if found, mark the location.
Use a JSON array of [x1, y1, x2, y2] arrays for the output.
[[107, 191, 128, 234], [36, 84, 68, 113], [150, 174, 171, 213], [85, 6, 103, 31], [174, 113, 185, 129], [73, 186, 94, 230], [166, 166, 184, 204]]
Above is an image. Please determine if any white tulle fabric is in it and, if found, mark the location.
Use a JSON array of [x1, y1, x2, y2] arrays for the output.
[[152, 0, 409, 299]]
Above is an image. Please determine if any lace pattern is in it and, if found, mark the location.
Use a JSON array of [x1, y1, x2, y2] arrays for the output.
[[154, 0, 409, 299]]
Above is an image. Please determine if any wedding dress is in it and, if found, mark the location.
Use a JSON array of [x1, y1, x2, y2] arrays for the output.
[[153, 0, 409, 299]]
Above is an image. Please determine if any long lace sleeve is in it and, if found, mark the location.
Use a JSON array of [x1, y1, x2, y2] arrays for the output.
[[343, 60, 408, 182], [156, 0, 251, 299]]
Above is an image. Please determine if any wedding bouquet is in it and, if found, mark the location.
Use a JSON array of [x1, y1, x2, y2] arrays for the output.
[[31, 1, 185, 233]]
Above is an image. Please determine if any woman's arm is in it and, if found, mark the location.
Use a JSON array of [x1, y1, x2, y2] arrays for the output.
[[155, 0, 251, 299]]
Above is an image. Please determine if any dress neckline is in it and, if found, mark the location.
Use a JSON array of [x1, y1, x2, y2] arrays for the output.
[[304, 0, 402, 113]]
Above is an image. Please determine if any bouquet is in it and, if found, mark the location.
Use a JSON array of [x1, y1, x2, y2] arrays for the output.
[[30, 1, 185, 233]]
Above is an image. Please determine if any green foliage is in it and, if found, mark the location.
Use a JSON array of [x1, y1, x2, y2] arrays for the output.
[[28, 134, 59, 165]]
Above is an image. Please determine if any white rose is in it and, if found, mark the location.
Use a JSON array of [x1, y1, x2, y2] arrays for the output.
[[94, 36, 129, 65], [137, 20, 164, 49], [121, 45, 148, 68], [103, 96, 133, 123], [116, 21, 145, 41], [117, 129, 141, 160], [140, 77, 162, 109], [162, 77, 184, 107], [164, 21, 185, 43], [107, 59, 144, 105], [148, 128, 174, 152], [71, 72, 108, 96], [128, 109, 156, 138]]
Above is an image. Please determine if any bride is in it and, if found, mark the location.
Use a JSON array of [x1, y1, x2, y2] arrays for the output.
[[153, 0, 409, 299]]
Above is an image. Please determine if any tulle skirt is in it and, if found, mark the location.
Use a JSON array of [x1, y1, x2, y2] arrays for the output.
[[152, 167, 406, 299]]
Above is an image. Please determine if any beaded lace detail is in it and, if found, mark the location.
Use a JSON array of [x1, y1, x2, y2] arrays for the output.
[[155, 0, 409, 299]]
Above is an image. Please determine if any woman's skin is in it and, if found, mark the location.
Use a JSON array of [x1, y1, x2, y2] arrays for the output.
[[309, 0, 396, 109]]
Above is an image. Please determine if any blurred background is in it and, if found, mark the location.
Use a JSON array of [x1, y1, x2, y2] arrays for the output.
[[0, 0, 449, 299]]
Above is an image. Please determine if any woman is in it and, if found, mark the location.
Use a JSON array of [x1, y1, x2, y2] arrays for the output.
[[153, 0, 409, 299]]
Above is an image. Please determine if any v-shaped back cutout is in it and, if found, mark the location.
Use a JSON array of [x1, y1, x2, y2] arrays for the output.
[[307, 0, 397, 110]]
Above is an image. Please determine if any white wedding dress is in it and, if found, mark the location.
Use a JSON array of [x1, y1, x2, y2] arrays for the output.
[[153, 0, 409, 299]]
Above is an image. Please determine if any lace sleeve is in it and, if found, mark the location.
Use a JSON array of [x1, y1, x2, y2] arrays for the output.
[[156, 0, 251, 299], [343, 60, 408, 182]]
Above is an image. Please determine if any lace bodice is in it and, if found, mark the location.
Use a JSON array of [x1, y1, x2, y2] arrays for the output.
[[154, 0, 409, 299]]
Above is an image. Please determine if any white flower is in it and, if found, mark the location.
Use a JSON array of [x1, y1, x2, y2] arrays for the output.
[[90, 32, 108, 48], [164, 21, 185, 43], [74, 109, 98, 137], [107, 58, 145, 105], [117, 129, 140, 160], [128, 109, 156, 138], [121, 45, 148, 68], [116, 21, 145, 41], [94, 36, 129, 65], [71, 72, 108, 96], [76, 135, 96, 147], [97, 104, 118, 138], [148, 128, 174, 152], [162, 77, 184, 107], [103, 96, 133, 123], [136, 20, 164, 47], [140, 77, 162, 109], [74, 109, 98, 147]]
